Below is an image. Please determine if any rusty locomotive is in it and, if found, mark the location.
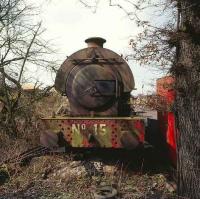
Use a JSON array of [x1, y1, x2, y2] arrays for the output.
[[41, 37, 145, 150]]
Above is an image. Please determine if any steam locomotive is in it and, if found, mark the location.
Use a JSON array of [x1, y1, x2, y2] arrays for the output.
[[40, 37, 145, 150]]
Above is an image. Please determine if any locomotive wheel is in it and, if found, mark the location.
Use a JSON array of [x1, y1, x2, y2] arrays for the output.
[[92, 185, 117, 199]]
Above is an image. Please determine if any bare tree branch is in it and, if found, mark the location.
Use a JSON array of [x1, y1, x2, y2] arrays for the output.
[[18, 22, 42, 83], [0, 0, 57, 137]]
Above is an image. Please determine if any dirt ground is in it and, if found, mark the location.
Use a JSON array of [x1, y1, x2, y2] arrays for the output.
[[0, 152, 176, 199]]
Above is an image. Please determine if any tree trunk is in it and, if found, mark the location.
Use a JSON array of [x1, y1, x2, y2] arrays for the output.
[[175, 0, 200, 198]]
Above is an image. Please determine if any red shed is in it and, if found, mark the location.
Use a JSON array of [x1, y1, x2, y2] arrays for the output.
[[157, 76, 176, 166]]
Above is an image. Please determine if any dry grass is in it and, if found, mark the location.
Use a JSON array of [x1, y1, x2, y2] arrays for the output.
[[0, 153, 176, 199], [0, 91, 67, 162]]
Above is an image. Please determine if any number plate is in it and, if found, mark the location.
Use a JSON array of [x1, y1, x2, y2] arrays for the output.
[[41, 117, 145, 148]]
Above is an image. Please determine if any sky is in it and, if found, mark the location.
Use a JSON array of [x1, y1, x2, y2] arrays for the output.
[[32, 0, 165, 95]]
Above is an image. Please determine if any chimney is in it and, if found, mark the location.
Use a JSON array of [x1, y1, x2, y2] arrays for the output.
[[85, 37, 106, 48]]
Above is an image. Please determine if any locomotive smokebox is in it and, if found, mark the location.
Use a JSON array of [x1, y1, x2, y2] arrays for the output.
[[85, 37, 106, 48], [55, 37, 135, 116]]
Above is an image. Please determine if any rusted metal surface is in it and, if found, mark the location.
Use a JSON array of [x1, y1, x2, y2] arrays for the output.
[[43, 38, 143, 149], [55, 47, 134, 95], [85, 37, 106, 47], [41, 117, 145, 149], [55, 45, 135, 116]]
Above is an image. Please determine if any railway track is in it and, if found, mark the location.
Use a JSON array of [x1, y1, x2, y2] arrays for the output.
[[0, 146, 50, 166]]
